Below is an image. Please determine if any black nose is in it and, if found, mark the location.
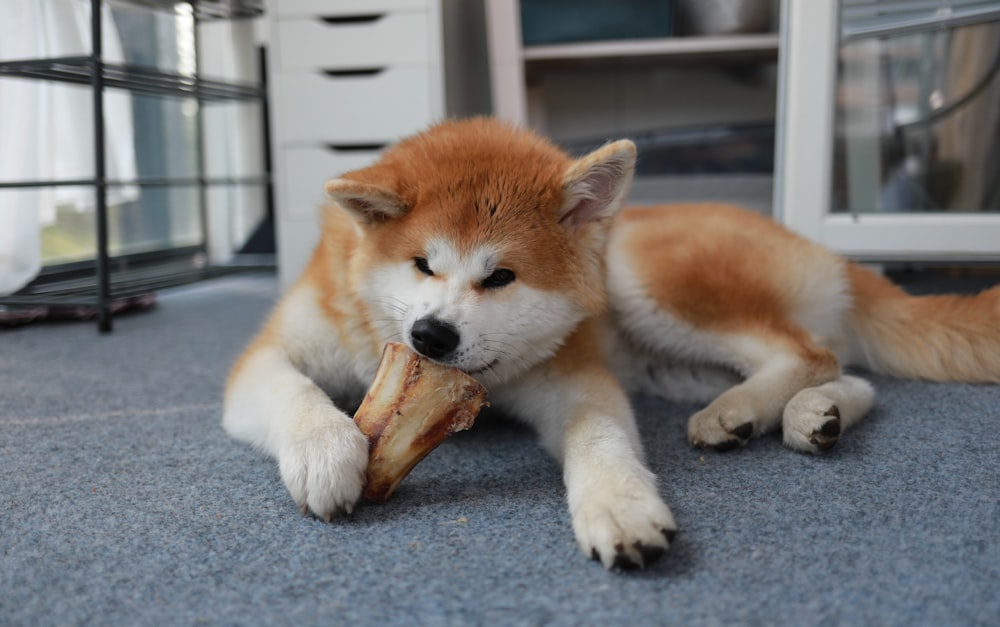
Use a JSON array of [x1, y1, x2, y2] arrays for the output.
[[410, 317, 460, 360]]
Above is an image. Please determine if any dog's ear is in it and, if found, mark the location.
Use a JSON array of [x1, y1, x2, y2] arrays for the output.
[[325, 178, 408, 225], [558, 140, 636, 229]]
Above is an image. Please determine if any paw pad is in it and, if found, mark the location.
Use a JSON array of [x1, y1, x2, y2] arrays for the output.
[[808, 406, 842, 452], [730, 422, 753, 440], [590, 531, 675, 572]]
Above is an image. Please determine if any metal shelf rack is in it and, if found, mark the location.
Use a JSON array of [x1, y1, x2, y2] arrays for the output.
[[0, 0, 272, 332]]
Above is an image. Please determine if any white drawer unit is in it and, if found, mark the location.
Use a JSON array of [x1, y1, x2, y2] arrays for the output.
[[276, 13, 433, 71], [274, 0, 431, 19], [282, 146, 384, 220], [265, 0, 491, 285], [275, 68, 433, 144]]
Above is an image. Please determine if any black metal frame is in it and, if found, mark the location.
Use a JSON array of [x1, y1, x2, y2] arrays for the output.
[[0, 0, 272, 332]]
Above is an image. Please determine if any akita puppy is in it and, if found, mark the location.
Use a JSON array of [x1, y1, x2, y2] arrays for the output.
[[225, 117, 1000, 570]]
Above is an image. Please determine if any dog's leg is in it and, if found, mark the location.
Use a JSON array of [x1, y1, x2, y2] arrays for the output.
[[782, 375, 875, 453], [499, 370, 677, 571], [563, 409, 677, 571], [224, 344, 369, 520], [687, 330, 842, 451]]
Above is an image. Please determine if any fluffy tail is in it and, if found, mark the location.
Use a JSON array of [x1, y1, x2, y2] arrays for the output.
[[846, 263, 1000, 383]]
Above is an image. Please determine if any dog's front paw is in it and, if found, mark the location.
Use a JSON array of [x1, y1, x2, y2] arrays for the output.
[[782, 390, 842, 454], [279, 411, 370, 521], [570, 470, 677, 571]]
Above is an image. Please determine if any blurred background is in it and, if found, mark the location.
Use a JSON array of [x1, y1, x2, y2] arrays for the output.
[[1, 0, 998, 327]]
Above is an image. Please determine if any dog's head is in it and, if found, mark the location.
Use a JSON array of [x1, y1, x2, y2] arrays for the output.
[[325, 118, 635, 385]]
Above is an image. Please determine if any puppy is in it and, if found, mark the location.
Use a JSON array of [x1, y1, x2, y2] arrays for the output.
[[224, 118, 1000, 570]]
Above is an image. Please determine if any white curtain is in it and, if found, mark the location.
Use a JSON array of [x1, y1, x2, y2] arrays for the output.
[[0, 0, 137, 294], [200, 18, 267, 261]]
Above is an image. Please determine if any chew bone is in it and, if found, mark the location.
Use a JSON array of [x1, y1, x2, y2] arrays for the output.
[[353, 342, 489, 502]]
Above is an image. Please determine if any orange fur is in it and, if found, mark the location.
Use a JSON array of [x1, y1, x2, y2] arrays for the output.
[[615, 203, 838, 332], [847, 264, 1000, 383], [613, 201, 1000, 384], [333, 118, 608, 315], [613, 203, 844, 377]]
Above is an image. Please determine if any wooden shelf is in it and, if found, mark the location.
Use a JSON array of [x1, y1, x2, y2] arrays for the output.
[[485, 0, 781, 129], [523, 33, 780, 65]]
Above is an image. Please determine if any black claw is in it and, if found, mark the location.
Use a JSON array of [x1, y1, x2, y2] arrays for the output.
[[635, 541, 665, 567], [731, 422, 754, 440], [814, 437, 838, 452], [591, 547, 601, 562], [713, 439, 742, 453], [611, 553, 641, 572], [662, 527, 677, 544]]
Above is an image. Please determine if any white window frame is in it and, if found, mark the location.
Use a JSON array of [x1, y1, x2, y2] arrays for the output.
[[774, 0, 1000, 262]]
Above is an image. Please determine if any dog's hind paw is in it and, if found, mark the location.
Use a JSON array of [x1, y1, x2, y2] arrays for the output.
[[782, 391, 842, 454], [687, 400, 757, 452]]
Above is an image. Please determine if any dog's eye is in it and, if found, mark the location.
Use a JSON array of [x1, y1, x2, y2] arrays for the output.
[[414, 257, 434, 276], [482, 268, 515, 289]]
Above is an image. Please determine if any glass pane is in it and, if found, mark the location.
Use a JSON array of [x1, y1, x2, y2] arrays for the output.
[[111, 1, 196, 76], [41, 190, 97, 264], [0, 186, 200, 267], [206, 185, 268, 256], [0, 81, 99, 184], [0, 187, 98, 266], [202, 100, 266, 179], [832, 20, 1000, 213], [109, 185, 202, 256], [30, 185, 202, 266], [0, 0, 194, 74], [125, 93, 199, 181]]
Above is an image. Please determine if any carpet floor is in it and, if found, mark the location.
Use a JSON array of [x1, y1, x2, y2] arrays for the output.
[[1, 274, 997, 626]]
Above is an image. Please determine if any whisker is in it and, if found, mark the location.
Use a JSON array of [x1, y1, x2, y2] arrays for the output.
[[373, 296, 410, 318]]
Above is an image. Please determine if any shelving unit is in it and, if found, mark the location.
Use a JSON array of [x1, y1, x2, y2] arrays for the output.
[[485, 0, 780, 216], [522, 33, 779, 64], [0, 0, 272, 332], [486, 0, 780, 128]]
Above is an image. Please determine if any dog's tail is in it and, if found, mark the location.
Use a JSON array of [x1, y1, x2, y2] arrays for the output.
[[846, 263, 1000, 383]]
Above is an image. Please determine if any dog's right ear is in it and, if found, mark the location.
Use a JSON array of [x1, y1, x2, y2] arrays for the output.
[[325, 178, 408, 225]]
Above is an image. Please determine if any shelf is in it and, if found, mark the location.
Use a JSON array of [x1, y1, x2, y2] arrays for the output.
[[112, 0, 264, 21], [522, 33, 780, 66], [0, 254, 274, 309], [841, 2, 1000, 42], [0, 56, 264, 101], [0, 0, 274, 332], [0, 175, 270, 190]]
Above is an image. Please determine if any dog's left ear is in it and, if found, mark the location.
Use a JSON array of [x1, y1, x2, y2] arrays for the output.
[[558, 140, 636, 229], [325, 178, 408, 225]]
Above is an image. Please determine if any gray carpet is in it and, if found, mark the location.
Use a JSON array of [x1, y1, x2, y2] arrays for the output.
[[2, 274, 998, 626]]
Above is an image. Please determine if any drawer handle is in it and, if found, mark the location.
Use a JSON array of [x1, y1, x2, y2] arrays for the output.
[[322, 68, 385, 78], [326, 143, 386, 153], [319, 14, 384, 25]]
